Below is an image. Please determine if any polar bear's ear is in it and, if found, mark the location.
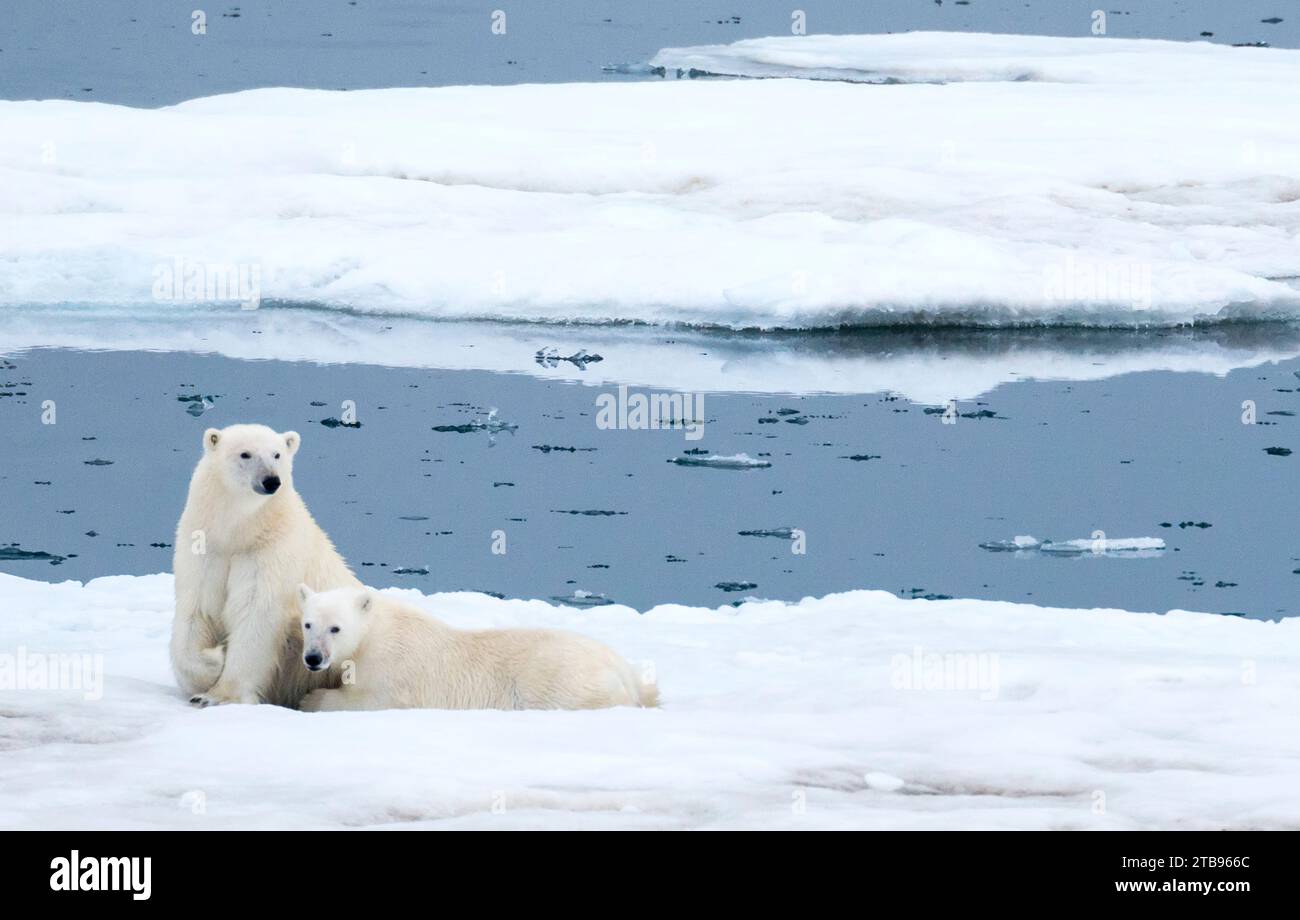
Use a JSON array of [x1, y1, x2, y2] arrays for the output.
[[204, 428, 221, 452], [358, 590, 374, 613], [298, 583, 314, 605], [282, 431, 300, 455]]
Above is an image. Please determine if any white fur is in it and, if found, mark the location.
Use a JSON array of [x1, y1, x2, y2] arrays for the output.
[[297, 586, 659, 712], [170, 423, 361, 707]]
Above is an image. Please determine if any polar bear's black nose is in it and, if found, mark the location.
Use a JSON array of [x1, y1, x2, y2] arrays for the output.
[[304, 652, 323, 670], [261, 475, 281, 494]]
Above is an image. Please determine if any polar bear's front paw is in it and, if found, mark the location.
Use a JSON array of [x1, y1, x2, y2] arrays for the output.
[[189, 689, 258, 707]]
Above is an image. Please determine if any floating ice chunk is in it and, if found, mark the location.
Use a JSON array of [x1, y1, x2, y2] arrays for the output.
[[431, 408, 517, 438], [0, 545, 66, 565], [738, 527, 796, 539], [715, 581, 758, 592], [600, 62, 665, 77], [535, 347, 604, 370], [650, 31, 1300, 86], [978, 535, 1043, 552], [179, 394, 216, 417], [981, 535, 1165, 557], [669, 453, 772, 470], [1039, 537, 1167, 556], [549, 590, 615, 608]]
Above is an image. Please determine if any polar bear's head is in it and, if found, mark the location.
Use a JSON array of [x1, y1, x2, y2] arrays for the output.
[[298, 585, 373, 672], [202, 424, 300, 499]]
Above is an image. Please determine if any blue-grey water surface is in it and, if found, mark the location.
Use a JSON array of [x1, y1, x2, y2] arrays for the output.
[[2, 0, 1298, 106], [2, 327, 1297, 617]]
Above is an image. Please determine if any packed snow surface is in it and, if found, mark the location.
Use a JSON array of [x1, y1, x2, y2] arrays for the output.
[[2, 32, 1299, 327], [1, 572, 1296, 829]]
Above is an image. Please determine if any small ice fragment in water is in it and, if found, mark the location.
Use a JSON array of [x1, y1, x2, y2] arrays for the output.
[[977, 535, 1042, 552], [178, 393, 218, 416], [980, 535, 1164, 556], [737, 527, 795, 539], [550, 590, 615, 607], [600, 62, 666, 77], [1038, 537, 1165, 555], [0, 544, 66, 565], [534, 347, 604, 370], [432, 408, 517, 439], [669, 453, 771, 470]]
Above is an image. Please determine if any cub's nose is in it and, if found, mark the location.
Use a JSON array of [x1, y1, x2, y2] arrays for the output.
[[304, 652, 323, 671], [261, 475, 281, 494]]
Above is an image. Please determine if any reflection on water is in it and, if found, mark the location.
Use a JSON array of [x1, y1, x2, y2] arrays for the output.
[[3, 304, 1300, 403]]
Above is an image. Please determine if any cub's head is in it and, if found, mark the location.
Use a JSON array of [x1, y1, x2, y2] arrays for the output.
[[298, 585, 374, 672], [203, 424, 299, 499]]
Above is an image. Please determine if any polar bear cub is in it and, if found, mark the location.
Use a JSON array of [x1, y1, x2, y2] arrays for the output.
[[171, 424, 361, 708], [297, 586, 659, 712]]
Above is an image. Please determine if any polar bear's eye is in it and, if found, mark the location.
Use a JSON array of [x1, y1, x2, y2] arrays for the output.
[[304, 623, 312, 629], [330, 626, 341, 634], [240, 452, 251, 460], [274, 452, 281, 460]]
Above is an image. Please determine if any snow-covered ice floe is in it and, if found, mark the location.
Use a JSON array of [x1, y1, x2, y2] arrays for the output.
[[980, 535, 1166, 557], [1, 572, 1297, 829], [649, 30, 1300, 85], [3, 32, 1300, 328]]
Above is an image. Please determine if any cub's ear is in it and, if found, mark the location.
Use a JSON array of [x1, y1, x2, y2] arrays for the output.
[[298, 583, 314, 604], [204, 428, 221, 451], [282, 431, 300, 455], [358, 590, 374, 613]]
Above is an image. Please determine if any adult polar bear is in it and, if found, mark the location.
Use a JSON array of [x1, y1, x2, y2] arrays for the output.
[[171, 423, 360, 707]]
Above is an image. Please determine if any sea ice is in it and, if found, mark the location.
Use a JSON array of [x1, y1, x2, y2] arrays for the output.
[[1, 572, 1296, 829], [2, 33, 1298, 327]]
